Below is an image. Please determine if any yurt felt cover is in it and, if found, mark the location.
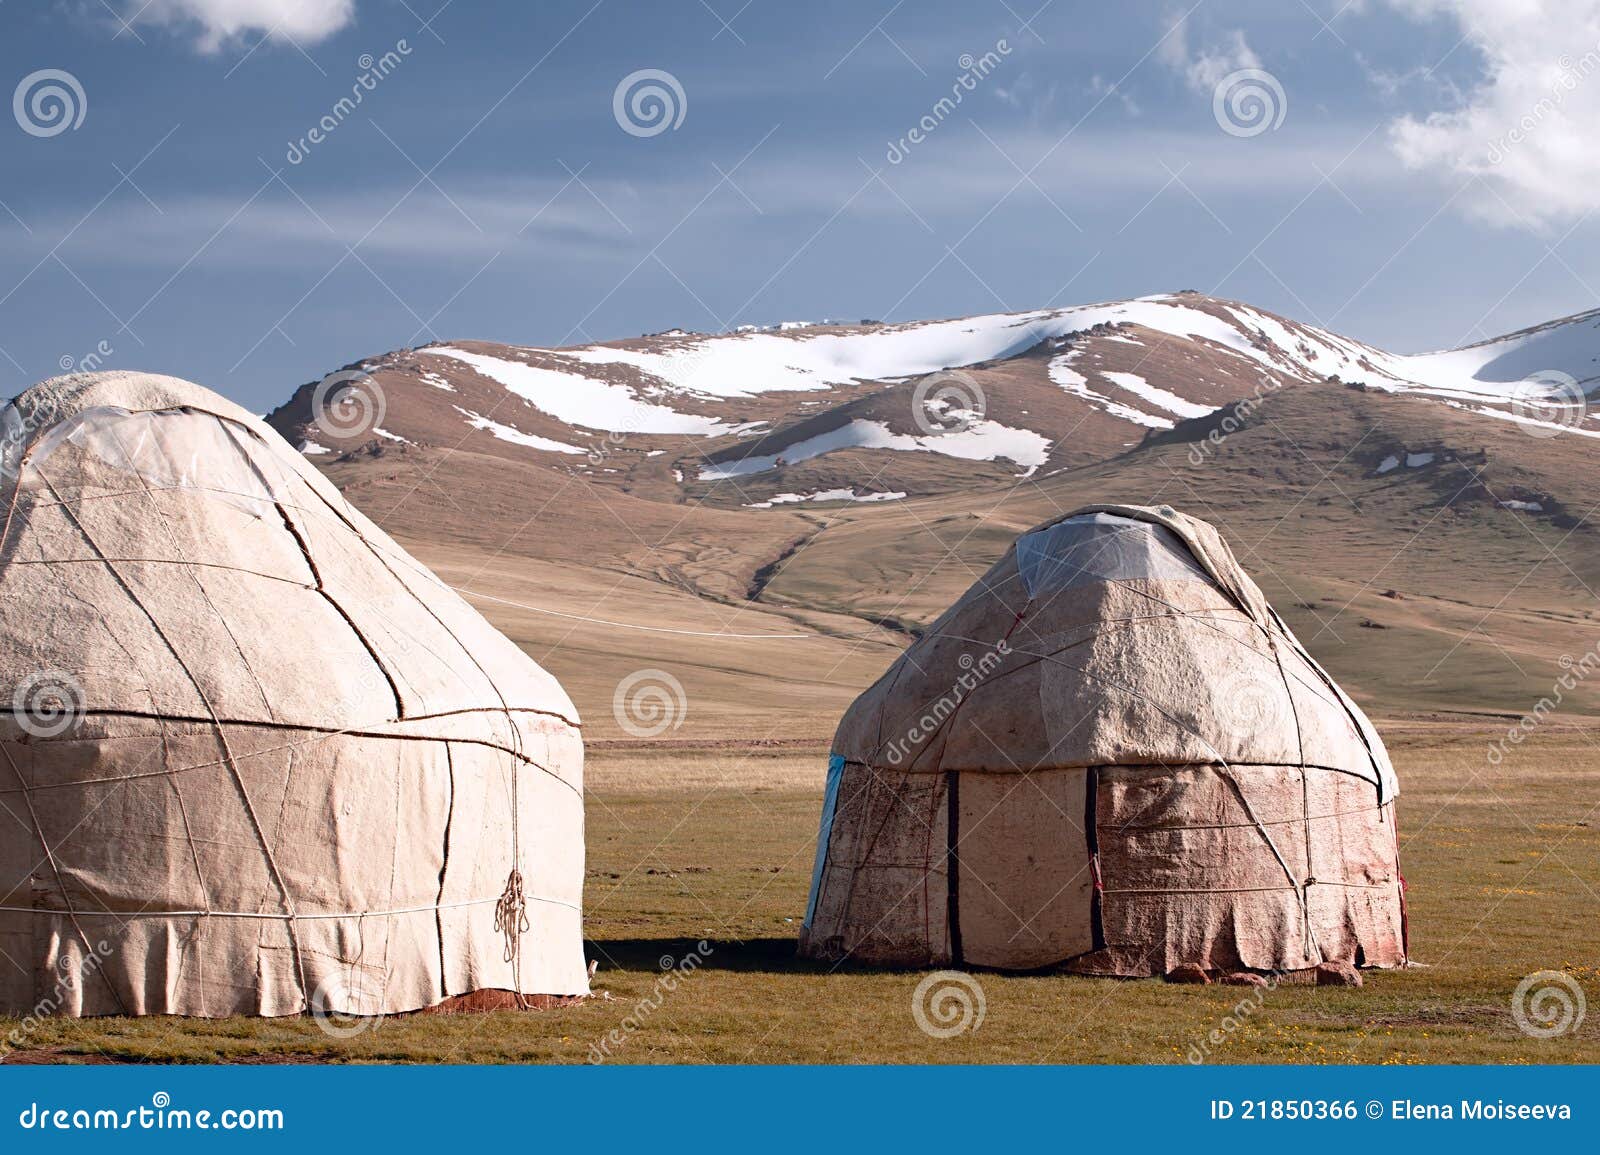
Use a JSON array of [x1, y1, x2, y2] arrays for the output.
[[0, 372, 588, 1018], [804, 504, 1405, 975]]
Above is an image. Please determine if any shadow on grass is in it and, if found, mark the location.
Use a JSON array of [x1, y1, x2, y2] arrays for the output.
[[585, 937, 1168, 981], [586, 936, 886, 975]]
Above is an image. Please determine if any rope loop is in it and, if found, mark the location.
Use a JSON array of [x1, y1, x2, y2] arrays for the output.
[[494, 869, 529, 964]]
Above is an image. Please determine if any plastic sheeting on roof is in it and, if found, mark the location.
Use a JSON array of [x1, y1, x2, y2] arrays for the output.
[[24, 405, 294, 517], [1015, 512, 1212, 599]]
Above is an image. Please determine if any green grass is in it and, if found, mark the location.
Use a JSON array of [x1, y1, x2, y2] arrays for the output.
[[5, 722, 1598, 1064]]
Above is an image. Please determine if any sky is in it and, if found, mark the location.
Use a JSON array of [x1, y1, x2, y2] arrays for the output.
[[3, 0, 1600, 412]]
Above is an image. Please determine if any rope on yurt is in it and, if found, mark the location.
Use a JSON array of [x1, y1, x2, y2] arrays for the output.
[[495, 863, 529, 964], [495, 755, 531, 1008], [1214, 767, 1323, 965], [1107, 799, 1388, 830], [503, 677, 532, 1008]]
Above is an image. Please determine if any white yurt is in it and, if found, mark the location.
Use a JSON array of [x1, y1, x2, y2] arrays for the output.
[[0, 371, 587, 1017]]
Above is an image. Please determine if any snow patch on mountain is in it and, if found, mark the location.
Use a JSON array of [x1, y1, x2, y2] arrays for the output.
[[698, 418, 1051, 480], [1101, 371, 1216, 419], [745, 488, 907, 508], [1047, 353, 1175, 429], [431, 347, 735, 435], [453, 406, 587, 454], [558, 310, 1067, 398]]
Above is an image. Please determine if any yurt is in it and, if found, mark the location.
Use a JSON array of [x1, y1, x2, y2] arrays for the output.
[[0, 371, 587, 1018], [801, 504, 1405, 979]]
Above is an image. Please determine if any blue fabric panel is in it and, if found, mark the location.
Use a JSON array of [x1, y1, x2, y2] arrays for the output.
[[803, 754, 846, 928]]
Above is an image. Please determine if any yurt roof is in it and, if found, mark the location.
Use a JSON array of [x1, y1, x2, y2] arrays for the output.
[[0, 370, 580, 733], [832, 503, 1396, 799]]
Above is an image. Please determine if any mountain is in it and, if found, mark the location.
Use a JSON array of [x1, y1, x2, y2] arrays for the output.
[[261, 293, 1600, 736], [265, 292, 1599, 510]]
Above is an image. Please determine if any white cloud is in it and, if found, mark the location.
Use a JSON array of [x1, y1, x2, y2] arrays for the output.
[[1087, 73, 1141, 117], [993, 72, 1066, 120], [1384, 0, 1600, 229], [1157, 10, 1261, 94], [128, 0, 357, 52]]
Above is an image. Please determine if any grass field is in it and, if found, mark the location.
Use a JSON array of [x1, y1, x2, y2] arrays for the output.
[[6, 718, 1597, 1065]]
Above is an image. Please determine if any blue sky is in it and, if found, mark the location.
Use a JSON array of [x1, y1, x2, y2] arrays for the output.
[[3, 0, 1600, 412]]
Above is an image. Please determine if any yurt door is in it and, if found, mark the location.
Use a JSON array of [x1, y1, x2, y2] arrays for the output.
[[954, 767, 1098, 970]]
